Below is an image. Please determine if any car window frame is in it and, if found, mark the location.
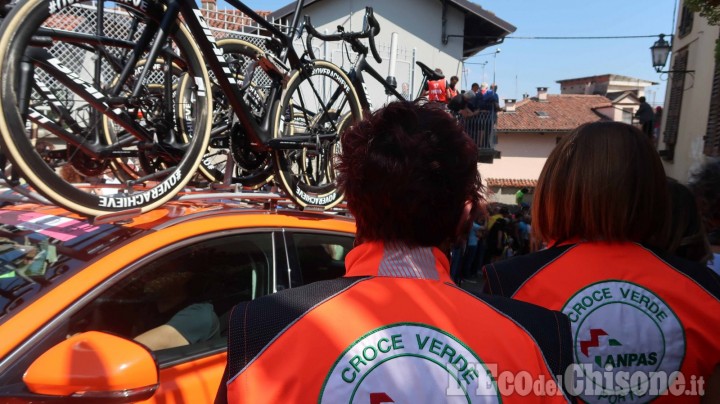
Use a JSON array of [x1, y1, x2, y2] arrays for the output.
[[284, 229, 356, 288]]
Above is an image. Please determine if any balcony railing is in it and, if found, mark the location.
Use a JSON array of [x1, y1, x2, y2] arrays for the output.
[[455, 111, 500, 163]]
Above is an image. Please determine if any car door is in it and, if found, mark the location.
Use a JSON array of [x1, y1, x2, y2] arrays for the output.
[[110, 231, 277, 404], [0, 230, 277, 404], [0, 228, 354, 404]]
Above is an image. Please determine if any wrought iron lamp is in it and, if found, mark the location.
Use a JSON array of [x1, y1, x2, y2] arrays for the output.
[[651, 34, 694, 74]]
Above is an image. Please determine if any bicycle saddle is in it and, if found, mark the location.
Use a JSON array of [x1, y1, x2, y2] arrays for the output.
[[416, 61, 444, 81]]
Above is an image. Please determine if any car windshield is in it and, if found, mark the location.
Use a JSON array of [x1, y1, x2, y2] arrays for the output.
[[0, 208, 146, 321]]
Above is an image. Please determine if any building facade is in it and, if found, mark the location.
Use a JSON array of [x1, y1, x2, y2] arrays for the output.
[[658, 1, 720, 182], [270, 0, 515, 110], [557, 74, 658, 125]]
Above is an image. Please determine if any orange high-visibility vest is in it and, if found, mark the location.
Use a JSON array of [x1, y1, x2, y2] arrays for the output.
[[427, 79, 448, 103], [218, 241, 574, 403], [483, 242, 720, 404]]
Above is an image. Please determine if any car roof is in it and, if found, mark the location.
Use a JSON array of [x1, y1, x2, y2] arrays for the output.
[[0, 190, 354, 231], [0, 190, 355, 261]]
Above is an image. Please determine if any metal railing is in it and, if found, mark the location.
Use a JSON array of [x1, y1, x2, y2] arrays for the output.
[[455, 111, 497, 150]]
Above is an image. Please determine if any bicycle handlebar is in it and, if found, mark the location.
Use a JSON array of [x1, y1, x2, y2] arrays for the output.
[[304, 6, 382, 64]]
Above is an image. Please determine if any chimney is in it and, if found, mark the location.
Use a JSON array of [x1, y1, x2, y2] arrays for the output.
[[537, 87, 548, 101], [504, 99, 517, 112], [201, 0, 216, 11], [522, 93, 529, 100]]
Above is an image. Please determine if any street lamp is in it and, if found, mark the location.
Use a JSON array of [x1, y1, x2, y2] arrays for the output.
[[650, 34, 694, 74], [650, 34, 671, 73]]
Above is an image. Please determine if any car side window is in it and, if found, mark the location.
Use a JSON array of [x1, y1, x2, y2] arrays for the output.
[[68, 233, 272, 357], [290, 233, 354, 286]]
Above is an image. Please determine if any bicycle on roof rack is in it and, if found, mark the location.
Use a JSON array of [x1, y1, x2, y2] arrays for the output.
[[303, 7, 445, 112], [0, 0, 361, 218]]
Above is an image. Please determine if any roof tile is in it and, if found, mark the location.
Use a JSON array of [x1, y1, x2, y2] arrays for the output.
[[486, 178, 538, 188], [497, 94, 612, 132]]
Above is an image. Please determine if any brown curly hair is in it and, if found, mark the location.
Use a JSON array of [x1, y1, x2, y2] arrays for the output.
[[336, 101, 483, 247]]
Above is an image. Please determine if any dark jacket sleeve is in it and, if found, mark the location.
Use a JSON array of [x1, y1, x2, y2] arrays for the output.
[[214, 362, 229, 404], [473, 293, 577, 402]]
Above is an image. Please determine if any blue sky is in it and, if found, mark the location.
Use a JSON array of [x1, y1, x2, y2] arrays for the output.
[[241, 0, 679, 106]]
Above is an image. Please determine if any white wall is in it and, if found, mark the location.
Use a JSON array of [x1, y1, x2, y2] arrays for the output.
[[300, 0, 466, 110], [478, 132, 561, 184]]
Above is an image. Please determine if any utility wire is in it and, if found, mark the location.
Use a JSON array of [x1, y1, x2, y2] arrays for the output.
[[449, 34, 667, 40], [505, 34, 663, 40]]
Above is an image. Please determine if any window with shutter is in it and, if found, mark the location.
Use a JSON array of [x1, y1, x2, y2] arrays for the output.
[[705, 42, 720, 157], [661, 48, 688, 161], [678, 5, 694, 38]]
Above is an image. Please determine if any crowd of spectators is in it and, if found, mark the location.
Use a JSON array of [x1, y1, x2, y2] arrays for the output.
[[451, 200, 533, 283]]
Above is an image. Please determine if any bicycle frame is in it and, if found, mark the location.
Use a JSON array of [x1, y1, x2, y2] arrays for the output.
[[22, 0, 308, 159], [346, 52, 430, 112], [163, 0, 305, 151]]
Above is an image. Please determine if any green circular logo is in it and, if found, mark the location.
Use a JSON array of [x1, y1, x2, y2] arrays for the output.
[[320, 323, 500, 403]]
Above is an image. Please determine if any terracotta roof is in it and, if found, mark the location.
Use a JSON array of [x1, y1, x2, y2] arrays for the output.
[[200, 9, 272, 34], [486, 178, 538, 188], [43, 7, 272, 36], [497, 94, 612, 133]]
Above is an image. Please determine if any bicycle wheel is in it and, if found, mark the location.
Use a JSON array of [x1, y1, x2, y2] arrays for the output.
[[272, 60, 361, 209], [0, 0, 211, 217], [190, 38, 274, 188]]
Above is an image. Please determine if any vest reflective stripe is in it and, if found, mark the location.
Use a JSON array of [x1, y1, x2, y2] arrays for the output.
[[427, 79, 447, 102], [495, 242, 720, 403], [226, 242, 569, 403]]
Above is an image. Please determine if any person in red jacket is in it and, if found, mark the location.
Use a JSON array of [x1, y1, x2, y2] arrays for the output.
[[483, 121, 720, 403], [424, 68, 448, 104], [215, 101, 575, 403]]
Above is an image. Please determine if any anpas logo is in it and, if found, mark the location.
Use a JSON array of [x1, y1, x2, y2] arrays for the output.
[[581, 330, 659, 369], [562, 281, 685, 403], [320, 323, 500, 403]]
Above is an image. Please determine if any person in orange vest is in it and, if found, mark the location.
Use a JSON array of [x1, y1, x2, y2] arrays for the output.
[[447, 75, 459, 100], [215, 101, 575, 403], [423, 68, 448, 104], [482, 121, 720, 403]]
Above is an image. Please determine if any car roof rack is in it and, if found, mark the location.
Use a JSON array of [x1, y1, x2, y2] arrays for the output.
[[0, 181, 349, 224]]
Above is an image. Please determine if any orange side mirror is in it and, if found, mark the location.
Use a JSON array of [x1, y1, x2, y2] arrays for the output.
[[23, 331, 158, 402]]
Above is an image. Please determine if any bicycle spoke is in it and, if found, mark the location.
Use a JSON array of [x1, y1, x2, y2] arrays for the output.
[[272, 60, 361, 209]]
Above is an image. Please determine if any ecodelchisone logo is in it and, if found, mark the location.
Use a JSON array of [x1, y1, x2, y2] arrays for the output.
[[320, 323, 500, 403], [562, 281, 685, 403]]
